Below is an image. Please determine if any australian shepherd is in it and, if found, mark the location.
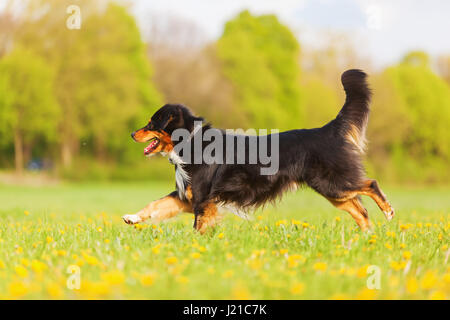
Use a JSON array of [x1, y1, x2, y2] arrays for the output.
[[122, 69, 394, 233]]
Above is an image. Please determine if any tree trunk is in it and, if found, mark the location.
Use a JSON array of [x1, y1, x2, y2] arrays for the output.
[[61, 141, 72, 168], [95, 136, 107, 162], [14, 129, 24, 175]]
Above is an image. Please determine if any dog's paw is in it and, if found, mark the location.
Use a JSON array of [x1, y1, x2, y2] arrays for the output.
[[384, 208, 395, 221], [122, 214, 142, 225]]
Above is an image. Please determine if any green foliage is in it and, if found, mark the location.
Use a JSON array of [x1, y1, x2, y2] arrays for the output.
[[367, 52, 450, 183], [217, 10, 302, 130], [2, 1, 162, 170], [0, 46, 59, 144], [0, 3, 449, 184], [74, 3, 162, 157], [388, 56, 450, 160], [302, 76, 340, 128]]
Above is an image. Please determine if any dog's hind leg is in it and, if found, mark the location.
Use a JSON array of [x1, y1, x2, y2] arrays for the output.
[[327, 196, 371, 231], [122, 191, 192, 225], [357, 179, 394, 221], [193, 202, 221, 234]]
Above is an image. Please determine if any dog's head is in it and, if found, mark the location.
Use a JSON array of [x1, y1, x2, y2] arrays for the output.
[[131, 104, 203, 156]]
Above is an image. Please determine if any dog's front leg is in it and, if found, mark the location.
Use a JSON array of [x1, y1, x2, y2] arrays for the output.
[[122, 191, 192, 225]]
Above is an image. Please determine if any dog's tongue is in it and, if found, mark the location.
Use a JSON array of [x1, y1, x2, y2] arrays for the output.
[[144, 140, 158, 155]]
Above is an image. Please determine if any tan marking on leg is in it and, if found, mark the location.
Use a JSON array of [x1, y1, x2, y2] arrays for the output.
[[358, 179, 394, 221], [328, 197, 370, 231], [195, 203, 220, 234], [123, 195, 192, 225], [185, 185, 193, 201]]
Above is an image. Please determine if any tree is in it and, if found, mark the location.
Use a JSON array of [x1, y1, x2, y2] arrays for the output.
[[73, 3, 162, 160], [0, 47, 59, 173], [145, 14, 238, 128], [217, 10, 302, 130], [14, 0, 162, 165], [369, 52, 450, 182]]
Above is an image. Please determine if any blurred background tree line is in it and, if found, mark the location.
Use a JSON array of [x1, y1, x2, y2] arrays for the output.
[[0, 0, 449, 184]]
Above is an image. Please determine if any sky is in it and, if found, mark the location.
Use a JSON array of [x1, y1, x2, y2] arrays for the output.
[[130, 0, 450, 69]]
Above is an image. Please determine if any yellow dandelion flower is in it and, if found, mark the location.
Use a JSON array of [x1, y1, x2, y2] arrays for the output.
[[166, 257, 178, 265], [357, 288, 377, 300], [402, 251, 412, 260], [386, 231, 396, 238], [140, 273, 156, 286], [429, 291, 446, 300], [8, 281, 28, 298], [20, 258, 30, 267], [24, 210, 30, 216], [15, 265, 28, 278], [330, 293, 350, 300], [406, 277, 418, 294], [399, 224, 410, 231], [152, 244, 161, 254], [390, 261, 406, 271], [443, 273, 450, 284], [83, 254, 100, 266], [0, 260, 5, 269], [290, 282, 305, 295], [47, 282, 63, 299], [357, 265, 369, 278], [313, 262, 327, 272], [46, 236, 53, 244], [101, 270, 125, 285], [421, 271, 438, 290], [57, 250, 67, 257], [191, 252, 201, 259], [217, 232, 224, 239], [231, 284, 251, 300], [31, 260, 47, 273]]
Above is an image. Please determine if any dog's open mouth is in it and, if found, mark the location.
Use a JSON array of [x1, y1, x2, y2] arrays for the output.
[[144, 137, 160, 155]]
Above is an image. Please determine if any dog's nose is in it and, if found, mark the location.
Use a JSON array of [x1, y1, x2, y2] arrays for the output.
[[131, 132, 135, 139]]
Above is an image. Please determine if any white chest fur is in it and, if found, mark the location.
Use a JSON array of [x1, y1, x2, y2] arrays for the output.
[[166, 150, 190, 199]]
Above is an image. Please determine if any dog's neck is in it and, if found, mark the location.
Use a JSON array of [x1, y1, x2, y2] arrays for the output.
[[162, 150, 190, 199], [166, 150, 185, 166]]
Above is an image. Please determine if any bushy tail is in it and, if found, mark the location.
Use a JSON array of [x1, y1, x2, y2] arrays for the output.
[[336, 69, 371, 153]]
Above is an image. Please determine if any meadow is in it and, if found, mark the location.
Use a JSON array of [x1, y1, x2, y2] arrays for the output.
[[0, 181, 448, 299]]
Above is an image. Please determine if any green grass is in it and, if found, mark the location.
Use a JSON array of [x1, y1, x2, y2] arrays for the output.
[[0, 182, 448, 299]]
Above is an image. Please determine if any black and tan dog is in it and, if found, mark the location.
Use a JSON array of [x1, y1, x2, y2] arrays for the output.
[[122, 69, 394, 233]]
